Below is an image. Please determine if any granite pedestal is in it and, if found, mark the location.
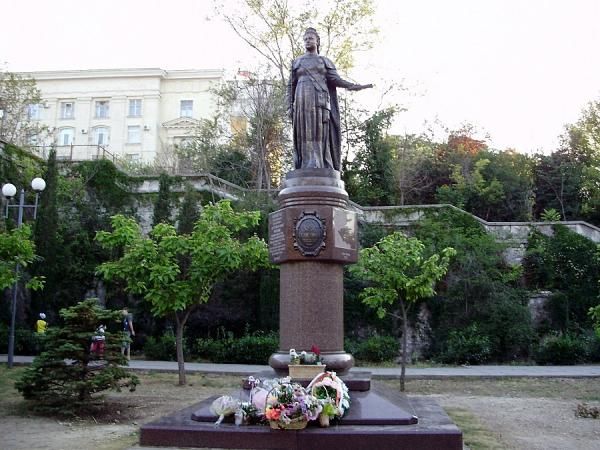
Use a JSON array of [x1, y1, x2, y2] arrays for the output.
[[268, 169, 358, 374]]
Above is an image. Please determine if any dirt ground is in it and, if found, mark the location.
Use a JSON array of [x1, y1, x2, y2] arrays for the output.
[[1, 372, 599, 450]]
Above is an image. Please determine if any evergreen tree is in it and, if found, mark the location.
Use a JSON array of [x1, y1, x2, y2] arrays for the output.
[[176, 184, 199, 234], [15, 298, 138, 415], [32, 147, 60, 312], [152, 173, 173, 226]]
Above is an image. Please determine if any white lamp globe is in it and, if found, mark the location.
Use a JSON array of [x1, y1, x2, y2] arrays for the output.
[[31, 178, 46, 192], [2, 183, 17, 198]]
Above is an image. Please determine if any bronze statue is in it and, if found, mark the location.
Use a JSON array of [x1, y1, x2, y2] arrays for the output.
[[287, 27, 372, 171]]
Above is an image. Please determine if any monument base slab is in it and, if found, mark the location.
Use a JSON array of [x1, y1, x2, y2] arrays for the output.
[[140, 383, 462, 449]]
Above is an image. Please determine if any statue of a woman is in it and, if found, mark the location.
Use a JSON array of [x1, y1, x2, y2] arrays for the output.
[[287, 27, 372, 171]]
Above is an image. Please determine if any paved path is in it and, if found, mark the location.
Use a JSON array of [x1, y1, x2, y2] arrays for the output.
[[3, 355, 600, 378]]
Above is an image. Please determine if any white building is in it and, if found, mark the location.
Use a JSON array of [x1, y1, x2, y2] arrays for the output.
[[19, 68, 225, 164]]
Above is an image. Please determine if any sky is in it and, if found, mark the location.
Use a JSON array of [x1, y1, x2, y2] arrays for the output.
[[2, 0, 600, 154]]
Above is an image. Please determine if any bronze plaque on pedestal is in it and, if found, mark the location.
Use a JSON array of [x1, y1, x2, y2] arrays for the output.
[[268, 206, 357, 264]]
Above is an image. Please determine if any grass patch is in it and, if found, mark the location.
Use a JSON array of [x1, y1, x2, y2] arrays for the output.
[[389, 378, 600, 401], [445, 407, 505, 449], [0, 367, 27, 416]]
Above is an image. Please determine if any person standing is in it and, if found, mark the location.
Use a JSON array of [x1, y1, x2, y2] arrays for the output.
[[36, 313, 48, 334], [121, 308, 135, 360]]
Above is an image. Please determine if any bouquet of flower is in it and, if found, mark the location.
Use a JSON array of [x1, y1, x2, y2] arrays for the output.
[[307, 371, 350, 420], [289, 345, 323, 365], [264, 377, 321, 429]]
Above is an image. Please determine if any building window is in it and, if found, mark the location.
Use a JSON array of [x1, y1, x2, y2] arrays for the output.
[[95, 100, 110, 118], [93, 126, 109, 145], [27, 104, 41, 120], [58, 128, 75, 145], [60, 102, 74, 119], [180, 100, 193, 118], [127, 125, 141, 143], [128, 99, 142, 117]]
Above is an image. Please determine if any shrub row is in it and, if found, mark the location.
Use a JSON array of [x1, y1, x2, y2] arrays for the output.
[[141, 331, 400, 364]]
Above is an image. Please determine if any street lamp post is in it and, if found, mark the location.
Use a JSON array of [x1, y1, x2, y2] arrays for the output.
[[2, 177, 46, 368]]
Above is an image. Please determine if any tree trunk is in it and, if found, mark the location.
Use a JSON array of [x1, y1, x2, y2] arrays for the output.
[[175, 310, 191, 386], [399, 298, 408, 392]]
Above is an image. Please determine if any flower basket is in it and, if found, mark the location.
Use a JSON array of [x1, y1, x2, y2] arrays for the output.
[[269, 418, 308, 430], [288, 364, 324, 379]]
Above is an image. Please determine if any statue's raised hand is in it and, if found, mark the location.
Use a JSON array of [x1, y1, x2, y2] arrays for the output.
[[348, 83, 373, 91]]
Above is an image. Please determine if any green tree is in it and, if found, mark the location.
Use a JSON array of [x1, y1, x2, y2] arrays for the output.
[[32, 147, 60, 311], [95, 200, 270, 384], [524, 225, 599, 330], [15, 299, 138, 415], [345, 107, 398, 205], [176, 184, 200, 235], [393, 134, 437, 206], [0, 225, 44, 291], [415, 208, 533, 361], [152, 173, 173, 226], [0, 71, 48, 147], [350, 232, 455, 391]]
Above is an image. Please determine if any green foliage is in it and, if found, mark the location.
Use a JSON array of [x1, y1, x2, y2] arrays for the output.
[[176, 183, 200, 234], [152, 173, 174, 226], [32, 147, 60, 312], [15, 299, 138, 415], [590, 304, 600, 339], [95, 200, 270, 384], [30, 158, 136, 314], [211, 150, 253, 188], [0, 324, 41, 354], [351, 232, 455, 317], [439, 324, 492, 365], [142, 329, 189, 361], [0, 71, 48, 147], [350, 231, 454, 390], [416, 208, 533, 361], [524, 226, 599, 329], [345, 335, 399, 362], [0, 142, 44, 195], [534, 332, 588, 365], [0, 225, 44, 290], [541, 208, 561, 221], [196, 330, 278, 364], [345, 108, 398, 206], [480, 291, 534, 360]]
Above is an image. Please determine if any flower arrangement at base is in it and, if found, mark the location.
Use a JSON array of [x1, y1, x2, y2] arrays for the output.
[[289, 345, 323, 365], [264, 377, 321, 429], [307, 371, 351, 427]]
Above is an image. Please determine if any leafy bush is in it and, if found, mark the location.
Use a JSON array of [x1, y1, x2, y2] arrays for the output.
[[345, 335, 399, 363], [534, 333, 588, 365], [439, 324, 492, 365], [143, 330, 182, 361], [0, 324, 43, 355], [480, 292, 535, 361], [196, 331, 278, 364], [584, 331, 600, 362]]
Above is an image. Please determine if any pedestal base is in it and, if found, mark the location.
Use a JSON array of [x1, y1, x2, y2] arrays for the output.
[[140, 386, 462, 449], [269, 351, 354, 375]]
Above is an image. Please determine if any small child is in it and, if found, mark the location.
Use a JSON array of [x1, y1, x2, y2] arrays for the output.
[[36, 313, 48, 334], [90, 324, 106, 356]]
